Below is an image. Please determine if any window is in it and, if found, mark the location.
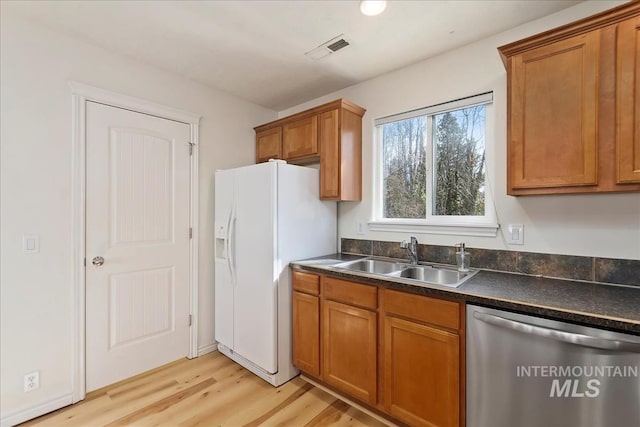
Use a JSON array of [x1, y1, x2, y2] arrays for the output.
[[372, 93, 497, 236]]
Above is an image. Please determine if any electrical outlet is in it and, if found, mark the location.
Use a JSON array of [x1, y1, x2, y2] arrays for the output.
[[507, 224, 524, 245], [356, 222, 365, 235], [23, 234, 39, 253], [24, 371, 39, 392]]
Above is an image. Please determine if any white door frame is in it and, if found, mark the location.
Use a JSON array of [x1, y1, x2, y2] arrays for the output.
[[69, 81, 200, 402]]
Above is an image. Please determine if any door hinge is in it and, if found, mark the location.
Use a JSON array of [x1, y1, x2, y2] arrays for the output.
[[189, 227, 193, 239], [188, 142, 194, 155], [83, 257, 86, 267], [189, 315, 193, 326]]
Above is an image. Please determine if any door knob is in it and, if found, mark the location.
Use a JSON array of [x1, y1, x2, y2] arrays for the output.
[[92, 256, 105, 266]]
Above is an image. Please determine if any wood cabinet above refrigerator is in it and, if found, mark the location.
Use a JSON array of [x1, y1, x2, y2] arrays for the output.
[[498, 2, 640, 195], [254, 99, 366, 201]]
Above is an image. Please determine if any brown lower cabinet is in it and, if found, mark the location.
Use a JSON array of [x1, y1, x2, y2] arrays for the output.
[[292, 270, 464, 427], [292, 291, 320, 377], [292, 271, 321, 377], [384, 315, 460, 427], [323, 300, 377, 405]]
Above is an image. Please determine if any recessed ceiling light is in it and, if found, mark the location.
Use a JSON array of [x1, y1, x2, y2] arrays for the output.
[[360, 0, 387, 17]]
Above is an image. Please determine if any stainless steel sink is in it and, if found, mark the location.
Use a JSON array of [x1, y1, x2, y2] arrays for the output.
[[333, 257, 478, 288], [388, 266, 472, 286], [335, 259, 408, 274]]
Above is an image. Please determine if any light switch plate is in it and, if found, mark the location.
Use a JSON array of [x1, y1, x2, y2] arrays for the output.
[[23, 234, 39, 253], [507, 224, 524, 245]]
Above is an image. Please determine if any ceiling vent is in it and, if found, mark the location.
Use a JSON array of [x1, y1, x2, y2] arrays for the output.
[[305, 34, 350, 60], [327, 38, 350, 52]]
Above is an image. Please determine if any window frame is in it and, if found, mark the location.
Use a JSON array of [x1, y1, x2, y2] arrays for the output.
[[370, 92, 498, 237]]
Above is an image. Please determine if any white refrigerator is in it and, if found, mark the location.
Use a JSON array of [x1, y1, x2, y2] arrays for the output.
[[214, 161, 337, 386]]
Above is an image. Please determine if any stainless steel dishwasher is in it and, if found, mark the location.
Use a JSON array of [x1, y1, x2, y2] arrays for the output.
[[467, 304, 640, 427]]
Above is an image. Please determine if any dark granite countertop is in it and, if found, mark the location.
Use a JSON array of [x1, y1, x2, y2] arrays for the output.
[[291, 254, 640, 335]]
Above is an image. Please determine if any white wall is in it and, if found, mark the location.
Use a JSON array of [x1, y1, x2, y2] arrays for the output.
[[0, 13, 276, 423], [280, 0, 640, 261], [2, 0, 638, 424]]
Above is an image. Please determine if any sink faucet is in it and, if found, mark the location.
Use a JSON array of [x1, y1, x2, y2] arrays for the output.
[[400, 236, 419, 265]]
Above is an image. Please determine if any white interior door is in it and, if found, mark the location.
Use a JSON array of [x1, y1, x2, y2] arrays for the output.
[[85, 101, 191, 392]]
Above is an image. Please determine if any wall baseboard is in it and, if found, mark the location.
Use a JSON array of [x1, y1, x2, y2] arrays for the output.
[[197, 342, 218, 356], [0, 393, 73, 427]]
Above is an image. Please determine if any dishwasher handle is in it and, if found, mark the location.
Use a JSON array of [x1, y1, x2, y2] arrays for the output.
[[473, 311, 640, 353]]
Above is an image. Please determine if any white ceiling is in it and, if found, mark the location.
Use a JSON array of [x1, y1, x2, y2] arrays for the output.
[[5, 0, 583, 111]]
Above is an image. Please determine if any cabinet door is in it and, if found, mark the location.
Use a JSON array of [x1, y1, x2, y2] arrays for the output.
[[256, 127, 282, 163], [319, 109, 340, 199], [282, 116, 318, 160], [292, 291, 320, 377], [508, 31, 599, 192], [323, 300, 377, 404], [616, 16, 640, 184], [384, 316, 459, 427]]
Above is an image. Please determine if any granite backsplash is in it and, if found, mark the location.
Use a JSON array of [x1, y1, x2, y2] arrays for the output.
[[341, 238, 640, 287]]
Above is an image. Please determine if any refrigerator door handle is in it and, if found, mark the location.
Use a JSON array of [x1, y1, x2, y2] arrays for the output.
[[474, 311, 640, 352], [228, 207, 237, 286], [225, 209, 234, 284]]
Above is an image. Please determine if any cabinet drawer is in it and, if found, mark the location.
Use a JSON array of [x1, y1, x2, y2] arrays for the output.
[[323, 277, 377, 310], [384, 289, 460, 330], [292, 270, 320, 295]]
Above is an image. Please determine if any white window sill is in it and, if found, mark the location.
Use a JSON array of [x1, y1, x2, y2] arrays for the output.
[[368, 220, 499, 237]]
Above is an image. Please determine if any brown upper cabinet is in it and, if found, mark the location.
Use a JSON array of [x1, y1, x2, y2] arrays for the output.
[[254, 99, 366, 201], [283, 116, 318, 160], [255, 127, 282, 163], [617, 14, 640, 184], [498, 2, 640, 195]]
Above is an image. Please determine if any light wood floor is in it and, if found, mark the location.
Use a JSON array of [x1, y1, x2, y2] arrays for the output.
[[22, 352, 389, 426]]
